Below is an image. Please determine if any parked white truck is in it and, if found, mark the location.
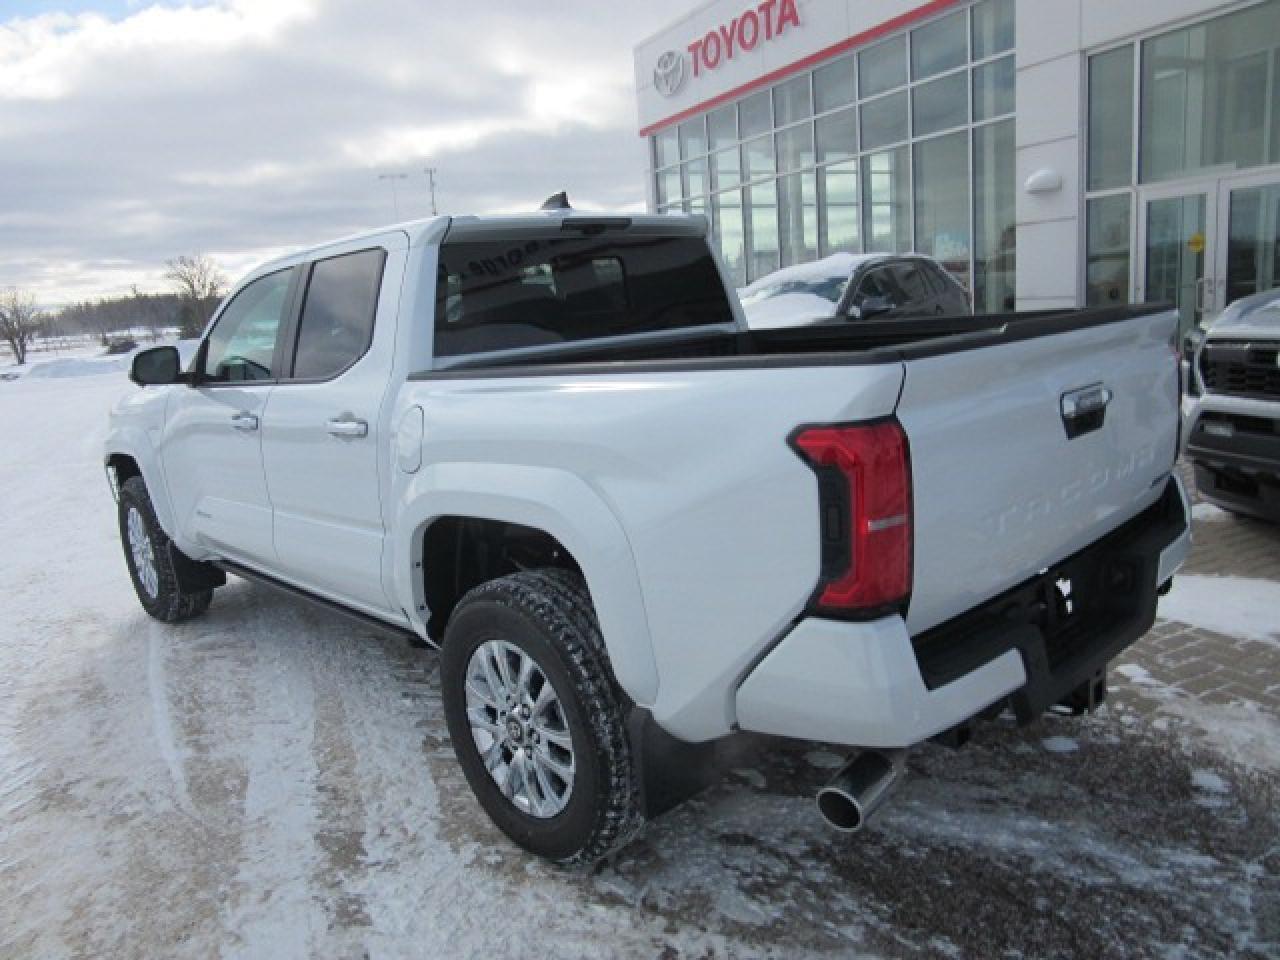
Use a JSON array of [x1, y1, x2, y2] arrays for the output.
[[106, 205, 1191, 862]]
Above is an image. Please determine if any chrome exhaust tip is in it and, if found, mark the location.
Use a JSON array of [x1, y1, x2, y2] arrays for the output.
[[816, 749, 905, 833]]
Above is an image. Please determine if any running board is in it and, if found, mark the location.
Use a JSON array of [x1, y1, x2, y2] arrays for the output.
[[213, 559, 425, 646]]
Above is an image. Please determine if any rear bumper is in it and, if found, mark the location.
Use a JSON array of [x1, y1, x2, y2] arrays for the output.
[[734, 476, 1191, 748]]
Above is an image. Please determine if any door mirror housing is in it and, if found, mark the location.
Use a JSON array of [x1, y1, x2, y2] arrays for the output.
[[130, 346, 182, 386]]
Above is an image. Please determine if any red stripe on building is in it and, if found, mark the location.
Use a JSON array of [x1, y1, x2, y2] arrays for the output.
[[638, 0, 966, 137]]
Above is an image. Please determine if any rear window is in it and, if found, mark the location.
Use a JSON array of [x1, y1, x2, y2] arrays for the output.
[[434, 232, 734, 358]]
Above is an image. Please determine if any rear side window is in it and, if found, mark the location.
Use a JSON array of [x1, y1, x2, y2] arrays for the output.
[[202, 267, 293, 382], [434, 232, 734, 358], [291, 248, 386, 380], [891, 262, 930, 301]]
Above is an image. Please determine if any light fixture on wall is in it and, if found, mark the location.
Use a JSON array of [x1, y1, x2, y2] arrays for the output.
[[1024, 168, 1063, 194]]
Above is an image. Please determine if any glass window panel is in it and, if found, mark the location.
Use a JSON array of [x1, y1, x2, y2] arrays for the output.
[[1225, 184, 1280, 303], [655, 129, 679, 168], [656, 168, 682, 206], [746, 181, 780, 281], [1144, 194, 1206, 335], [972, 0, 1015, 60], [715, 189, 747, 288], [973, 55, 1015, 122], [774, 74, 812, 127], [814, 55, 856, 113], [778, 171, 818, 267], [1139, 1, 1280, 183], [776, 123, 815, 172], [679, 116, 708, 159], [1086, 194, 1132, 306], [912, 72, 968, 136], [684, 157, 709, 199], [742, 134, 776, 181], [859, 36, 906, 99], [739, 90, 773, 139], [1274, 59, 1280, 164], [711, 147, 741, 190], [203, 268, 292, 381], [293, 250, 384, 380], [973, 119, 1016, 313], [819, 160, 860, 255], [1087, 46, 1134, 191], [862, 146, 910, 253], [815, 107, 857, 164], [911, 10, 967, 80], [914, 131, 970, 289], [860, 91, 908, 150], [708, 104, 737, 151]]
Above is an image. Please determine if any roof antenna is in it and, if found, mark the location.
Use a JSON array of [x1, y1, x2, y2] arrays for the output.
[[539, 191, 571, 211]]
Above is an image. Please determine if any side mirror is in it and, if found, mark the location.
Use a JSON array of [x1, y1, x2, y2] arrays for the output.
[[130, 346, 182, 386], [855, 295, 893, 319]]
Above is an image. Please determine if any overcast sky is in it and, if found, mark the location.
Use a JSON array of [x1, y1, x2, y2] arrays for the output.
[[0, 0, 691, 306]]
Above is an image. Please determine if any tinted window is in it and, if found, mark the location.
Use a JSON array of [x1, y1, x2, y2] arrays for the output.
[[434, 232, 735, 358], [892, 263, 931, 301], [202, 268, 293, 382], [291, 248, 386, 380], [855, 266, 903, 306]]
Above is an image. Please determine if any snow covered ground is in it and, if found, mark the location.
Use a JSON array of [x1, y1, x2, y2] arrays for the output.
[[1, 364, 1277, 958]]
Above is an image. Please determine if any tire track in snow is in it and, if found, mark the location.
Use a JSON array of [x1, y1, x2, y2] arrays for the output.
[[147, 623, 199, 819]]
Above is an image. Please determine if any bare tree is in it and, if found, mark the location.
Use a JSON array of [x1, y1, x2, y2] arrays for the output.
[[0, 288, 42, 366], [165, 255, 227, 338]]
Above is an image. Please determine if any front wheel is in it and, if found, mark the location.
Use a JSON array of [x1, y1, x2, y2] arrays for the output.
[[440, 569, 643, 863], [118, 475, 213, 623]]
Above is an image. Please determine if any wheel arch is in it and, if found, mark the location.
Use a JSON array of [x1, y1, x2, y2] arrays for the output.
[[393, 463, 659, 708], [104, 427, 180, 540]]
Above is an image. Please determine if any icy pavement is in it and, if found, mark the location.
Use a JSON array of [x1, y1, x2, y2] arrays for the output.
[[1, 369, 1277, 959]]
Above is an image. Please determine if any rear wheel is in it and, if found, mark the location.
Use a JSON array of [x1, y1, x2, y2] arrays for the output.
[[440, 569, 643, 863], [118, 476, 213, 622]]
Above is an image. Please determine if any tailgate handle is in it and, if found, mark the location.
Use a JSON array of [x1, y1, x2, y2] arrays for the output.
[[1061, 384, 1112, 439]]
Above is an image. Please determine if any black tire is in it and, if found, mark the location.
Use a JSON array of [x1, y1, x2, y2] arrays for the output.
[[440, 569, 643, 863], [118, 475, 213, 623]]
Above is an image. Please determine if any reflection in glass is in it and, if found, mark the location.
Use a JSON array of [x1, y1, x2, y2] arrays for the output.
[[656, 168, 681, 206], [747, 181, 780, 280], [971, 0, 1015, 61], [708, 105, 737, 151], [774, 74, 812, 127], [1086, 195, 1132, 307], [861, 91, 908, 150], [684, 157, 709, 200], [679, 116, 707, 159], [1226, 184, 1280, 304], [655, 129, 679, 168], [716, 189, 747, 287], [711, 147, 741, 191], [914, 131, 970, 288], [911, 10, 967, 80], [816, 107, 857, 164], [779, 171, 818, 266], [819, 161, 859, 255], [860, 36, 906, 99], [862, 147, 910, 253], [973, 55, 1015, 123], [776, 123, 815, 172], [1144, 194, 1206, 336], [912, 72, 968, 137], [973, 119, 1015, 312], [1087, 46, 1133, 190], [739, 90, 773, 139], [814, 55, 856, 113], [1140, 0, 1280, 183], [742, 135, 776, 181]]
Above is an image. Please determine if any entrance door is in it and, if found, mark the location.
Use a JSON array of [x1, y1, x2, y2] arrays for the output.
[[1137, 184, 1217, 341], [1217, 173, 1280, 309]]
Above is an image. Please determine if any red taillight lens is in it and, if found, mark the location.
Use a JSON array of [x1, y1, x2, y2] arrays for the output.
[[791, 420, 912, 615]]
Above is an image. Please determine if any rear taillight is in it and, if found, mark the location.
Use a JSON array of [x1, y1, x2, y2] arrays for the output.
[[790, 420, 913, 617]]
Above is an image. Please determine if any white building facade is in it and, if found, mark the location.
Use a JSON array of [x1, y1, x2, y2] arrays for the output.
[[635, 0, 1280, 332]]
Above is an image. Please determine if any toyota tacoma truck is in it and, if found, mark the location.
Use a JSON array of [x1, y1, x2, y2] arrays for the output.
[[1186, 288, 1280, 521], [106, 205, 1190, 863]]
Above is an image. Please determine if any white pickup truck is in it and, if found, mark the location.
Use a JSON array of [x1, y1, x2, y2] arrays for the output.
[[106, 206, 1190, 863]]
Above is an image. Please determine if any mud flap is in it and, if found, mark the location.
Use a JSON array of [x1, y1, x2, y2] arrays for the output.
[[168, 542, 226, 592], [627, 708, 723, 820]]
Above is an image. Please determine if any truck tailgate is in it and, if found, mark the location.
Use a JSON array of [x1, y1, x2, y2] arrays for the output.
[[897, 308, 1180, 635]]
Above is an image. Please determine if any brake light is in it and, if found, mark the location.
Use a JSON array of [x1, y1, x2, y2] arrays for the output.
[[790, 420, 913, 616]]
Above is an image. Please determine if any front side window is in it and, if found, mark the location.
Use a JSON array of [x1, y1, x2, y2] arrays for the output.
[[201, 268, 293, 382], [291, 248, 386, 380]]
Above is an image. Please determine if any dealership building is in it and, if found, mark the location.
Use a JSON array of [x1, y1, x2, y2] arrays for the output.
[[634, 0, 1280, 331]]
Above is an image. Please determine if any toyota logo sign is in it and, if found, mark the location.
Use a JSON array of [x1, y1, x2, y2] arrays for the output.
[[653, 50, 686, 97]]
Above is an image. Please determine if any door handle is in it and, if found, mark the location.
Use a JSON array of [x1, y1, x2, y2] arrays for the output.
[[327, 416, 369, 439], [230, 412, 259, 432]]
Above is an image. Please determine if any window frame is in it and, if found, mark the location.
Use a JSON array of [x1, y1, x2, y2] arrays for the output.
[[194, 265, 301, 387], [279, 246, 389, 385]]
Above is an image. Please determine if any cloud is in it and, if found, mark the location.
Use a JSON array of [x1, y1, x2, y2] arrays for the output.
[[0, 0, 690, 304]]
